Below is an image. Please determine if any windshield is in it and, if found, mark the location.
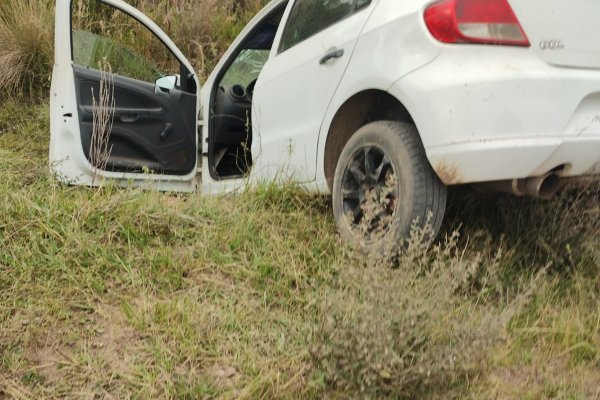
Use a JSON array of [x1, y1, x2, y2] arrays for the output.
[[220, 49, 270, 87]]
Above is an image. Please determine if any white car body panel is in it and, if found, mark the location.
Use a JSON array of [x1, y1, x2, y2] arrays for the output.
[[50, 0, 200, 192], [51, 0, 600, 194]]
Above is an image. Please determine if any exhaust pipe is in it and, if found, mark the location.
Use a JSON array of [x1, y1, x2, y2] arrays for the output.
[[525, 173, 562, 200], [477, 172, 562, 200]]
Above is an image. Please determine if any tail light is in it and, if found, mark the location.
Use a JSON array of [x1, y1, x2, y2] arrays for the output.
[[424, 0, 530, 46]]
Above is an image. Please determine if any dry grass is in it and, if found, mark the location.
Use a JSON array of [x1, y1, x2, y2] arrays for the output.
[[0, 0, 54, 97], [0, 0, 269, 99], [134, 0, 267, 80]]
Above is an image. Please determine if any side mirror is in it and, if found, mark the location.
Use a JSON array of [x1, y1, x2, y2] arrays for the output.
[[155, 74, 180, 91]]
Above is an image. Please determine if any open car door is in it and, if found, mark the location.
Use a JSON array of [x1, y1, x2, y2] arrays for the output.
[[50, 0, 200, 192]]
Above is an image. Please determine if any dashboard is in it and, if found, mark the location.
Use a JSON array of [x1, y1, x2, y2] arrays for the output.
[[212, 79, 257, 148]]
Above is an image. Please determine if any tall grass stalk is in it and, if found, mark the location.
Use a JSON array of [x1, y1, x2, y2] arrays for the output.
[[90, 59, 115, 185]]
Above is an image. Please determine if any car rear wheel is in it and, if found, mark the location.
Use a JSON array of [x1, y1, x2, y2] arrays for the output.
[[332, 121, 447, 255]]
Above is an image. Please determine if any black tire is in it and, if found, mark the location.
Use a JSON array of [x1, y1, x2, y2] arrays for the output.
[[332, 121, 447, 255]]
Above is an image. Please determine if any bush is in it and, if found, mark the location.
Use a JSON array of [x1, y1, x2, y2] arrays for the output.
[[311, 228, 545, 398]]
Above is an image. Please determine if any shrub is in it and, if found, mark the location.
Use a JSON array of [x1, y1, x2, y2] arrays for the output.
[[311, 229, 545, 398]]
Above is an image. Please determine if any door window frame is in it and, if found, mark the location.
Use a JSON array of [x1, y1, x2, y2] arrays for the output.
[[277, 0, 373, 54]]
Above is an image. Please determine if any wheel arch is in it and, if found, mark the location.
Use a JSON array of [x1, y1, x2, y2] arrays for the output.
[[323, 89, 418, 190]]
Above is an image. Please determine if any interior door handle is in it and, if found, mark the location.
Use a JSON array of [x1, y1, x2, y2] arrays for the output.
[[120, 114, 139, 123], [319, 47, 345, 65]]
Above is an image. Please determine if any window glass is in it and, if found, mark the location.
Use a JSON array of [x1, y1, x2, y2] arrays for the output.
[[71, 0, 179, 84], [279, 0, 356, 52]]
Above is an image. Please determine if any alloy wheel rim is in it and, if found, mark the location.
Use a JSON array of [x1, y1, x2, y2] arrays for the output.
[[341, 145, 398, 240]]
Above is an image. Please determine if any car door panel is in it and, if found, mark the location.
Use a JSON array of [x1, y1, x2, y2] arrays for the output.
[[73, 65, 196, 175], [251, 0, 374, 183], [50, 0, 200, 191]]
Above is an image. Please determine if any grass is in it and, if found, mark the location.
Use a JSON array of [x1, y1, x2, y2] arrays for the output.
[[1, 0, 600, 397], [0, 101, 336, 398], [0, 99, 599, 399]]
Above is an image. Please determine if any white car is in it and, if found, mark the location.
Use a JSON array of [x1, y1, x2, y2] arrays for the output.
[[51, 0, 600, 251]]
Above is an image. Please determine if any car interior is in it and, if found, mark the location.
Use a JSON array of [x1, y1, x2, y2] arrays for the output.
[[209, 5, 287, 180]]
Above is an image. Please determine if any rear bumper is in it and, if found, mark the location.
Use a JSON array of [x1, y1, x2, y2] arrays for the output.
[[389, 45, 600, 185], [426, 135, 600, 185]]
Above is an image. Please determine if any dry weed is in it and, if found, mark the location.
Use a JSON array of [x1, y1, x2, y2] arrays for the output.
[[312, 224, 546, 398], [89, 59, 115, 184]]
